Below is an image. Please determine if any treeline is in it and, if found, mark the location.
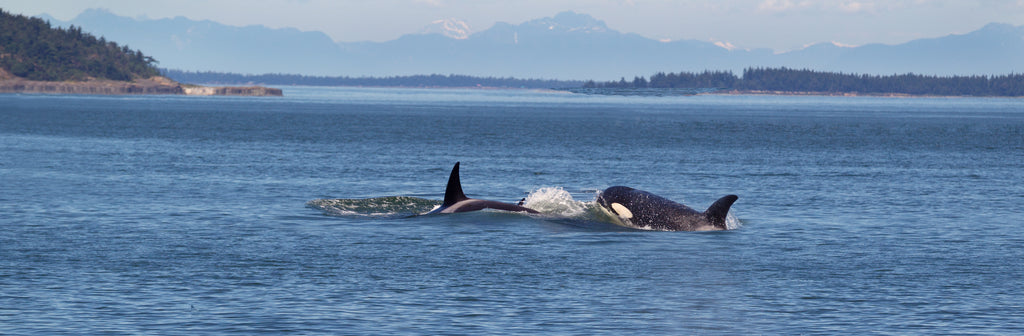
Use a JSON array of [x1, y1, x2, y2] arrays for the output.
[[587, 70, 739, 90], [0, 9, 160, 81], [162, 70, 583, 89], [585, 68, 1024, 97]]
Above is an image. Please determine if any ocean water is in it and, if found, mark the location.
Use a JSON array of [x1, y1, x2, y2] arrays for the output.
[[2, 87, 1023, 334]]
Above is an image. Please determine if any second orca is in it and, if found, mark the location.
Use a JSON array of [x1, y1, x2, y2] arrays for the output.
[[426, 162, 539, 215], [596, 186, 738, 231]]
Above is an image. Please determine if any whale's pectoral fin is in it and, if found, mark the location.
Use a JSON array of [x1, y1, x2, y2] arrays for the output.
[[704, 195, 738, 229], [442, 162, 469, 207]]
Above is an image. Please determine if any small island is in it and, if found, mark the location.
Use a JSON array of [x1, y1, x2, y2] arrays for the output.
[[573, 68, 1024, 98], [0, 10, 280, 96]]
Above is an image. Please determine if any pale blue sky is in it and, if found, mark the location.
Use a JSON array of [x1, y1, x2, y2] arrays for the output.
[[3, 0, 1023, 51]]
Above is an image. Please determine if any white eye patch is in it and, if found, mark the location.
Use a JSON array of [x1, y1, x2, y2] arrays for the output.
[[610, 203, 633, 219]]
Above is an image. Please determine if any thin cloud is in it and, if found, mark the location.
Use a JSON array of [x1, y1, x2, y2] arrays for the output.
[[758, 0, 879, 13], [758, 0, 812, 12], [413, 0, 445, 7], [838, 2, 874, 13]]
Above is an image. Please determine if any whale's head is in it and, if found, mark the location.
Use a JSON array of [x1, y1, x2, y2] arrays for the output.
[[597, 186, 737, 231], [596, 186, 639, 219]]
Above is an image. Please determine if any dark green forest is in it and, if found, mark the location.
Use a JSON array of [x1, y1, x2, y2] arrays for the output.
[[162, 70, 583, 89], [0, 9, 160, 81], [585, 68, 1024, 96]]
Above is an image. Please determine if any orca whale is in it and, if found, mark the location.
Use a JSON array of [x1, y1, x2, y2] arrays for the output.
[[596, 186, 737, 231], [426, 162, 539, 214]]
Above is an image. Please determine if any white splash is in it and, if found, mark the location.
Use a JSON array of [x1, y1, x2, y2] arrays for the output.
[[521, 187, 590, 217], [725, 212, 743, 230]]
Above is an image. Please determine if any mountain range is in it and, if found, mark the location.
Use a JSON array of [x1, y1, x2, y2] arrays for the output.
[[40, 9, 1024, 80]]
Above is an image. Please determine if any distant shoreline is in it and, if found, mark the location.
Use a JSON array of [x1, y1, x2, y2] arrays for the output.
[[0, 73, 282, 97], [705, 89, 1022, 98], [9, 77, 1019, 98], [555, 87, 1023, 98]]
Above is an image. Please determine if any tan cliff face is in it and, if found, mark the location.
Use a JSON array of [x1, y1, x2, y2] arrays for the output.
[[182, 85, 283, 96], [0, 77, 185, 95], [0, 74, 282, 96]]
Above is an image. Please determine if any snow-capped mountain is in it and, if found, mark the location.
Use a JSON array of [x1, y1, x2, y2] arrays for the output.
[[519, 11, 610, 34], [40, 9, 1024, 79], [419, 18, 472, 39]]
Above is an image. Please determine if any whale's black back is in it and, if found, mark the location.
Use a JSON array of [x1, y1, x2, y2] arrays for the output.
[[432, 162, 538, 214]]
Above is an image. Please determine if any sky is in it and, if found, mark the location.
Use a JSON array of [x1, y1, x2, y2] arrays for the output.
[[3, 0, 1023, 52]]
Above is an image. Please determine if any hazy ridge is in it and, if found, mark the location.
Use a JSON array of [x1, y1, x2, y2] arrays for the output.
[[41, 9, 1024, 80]]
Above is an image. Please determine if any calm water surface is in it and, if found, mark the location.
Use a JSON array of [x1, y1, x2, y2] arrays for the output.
[[2, 87, 1023, 334]]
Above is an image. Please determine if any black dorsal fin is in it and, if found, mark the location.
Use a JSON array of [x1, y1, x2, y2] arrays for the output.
[[704, 195, 739, 229], [442, 162, 469, 207]]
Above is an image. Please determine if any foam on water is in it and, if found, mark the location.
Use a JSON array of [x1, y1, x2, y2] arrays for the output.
[[306, 196, 439, 217]]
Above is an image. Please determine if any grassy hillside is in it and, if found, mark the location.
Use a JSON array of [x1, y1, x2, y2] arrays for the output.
[[0, 9, 160, 81]]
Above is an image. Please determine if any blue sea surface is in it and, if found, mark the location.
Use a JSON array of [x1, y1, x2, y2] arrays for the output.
[[2, 87, 1023, 334]]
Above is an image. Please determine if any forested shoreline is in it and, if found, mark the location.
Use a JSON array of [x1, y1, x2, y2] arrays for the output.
[[585, 68, 1024, 97], [0, 10, 281, 96], [167, 68, 1024, 97], [0, 9, 160, 81], [162, 70, 583, 89]]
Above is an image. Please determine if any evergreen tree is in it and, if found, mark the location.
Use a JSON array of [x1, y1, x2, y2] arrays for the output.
[[0, 9, 160, 81], [584, 67, 1024, 97]]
